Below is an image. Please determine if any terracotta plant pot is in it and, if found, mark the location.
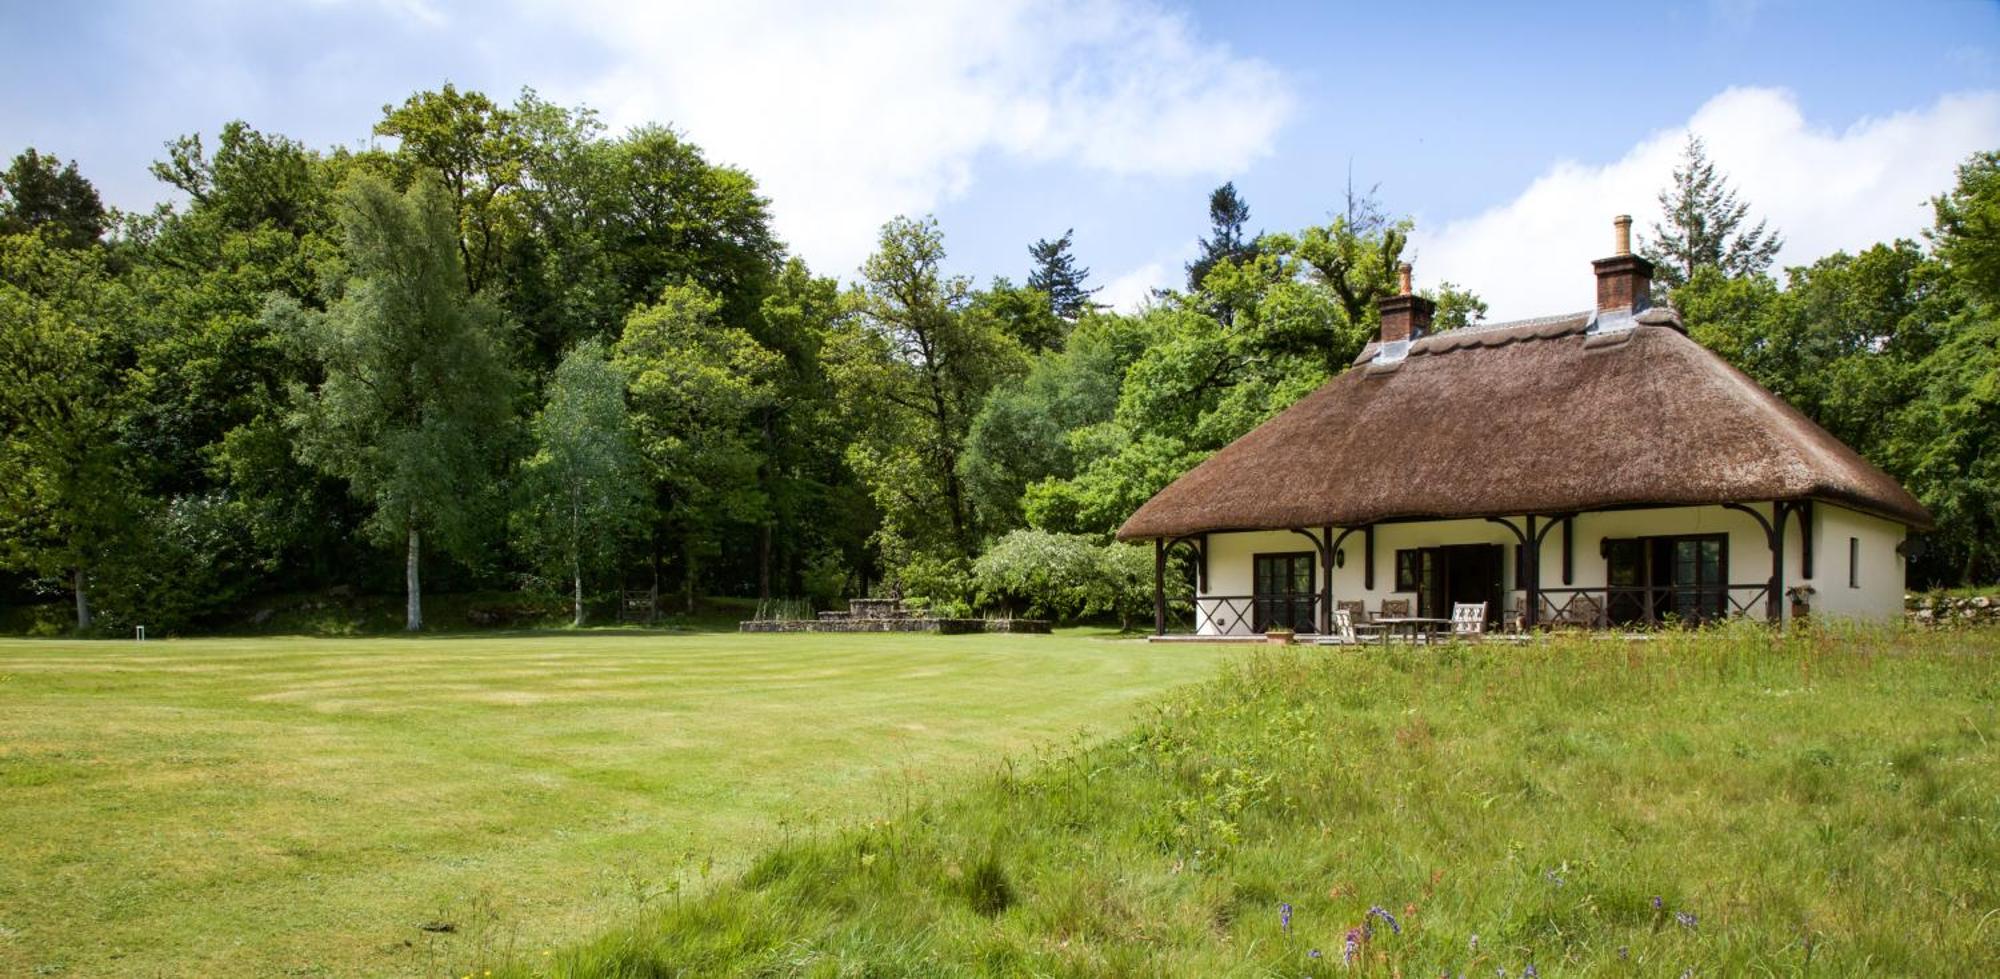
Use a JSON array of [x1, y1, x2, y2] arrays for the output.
[[1265, 629, 1296, 646]]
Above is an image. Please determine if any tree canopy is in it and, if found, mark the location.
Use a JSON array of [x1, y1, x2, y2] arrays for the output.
[[0, 87, 1991, 634]]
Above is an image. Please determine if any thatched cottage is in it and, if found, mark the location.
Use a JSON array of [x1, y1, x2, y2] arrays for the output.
[[1117, 217, 1931, 636]]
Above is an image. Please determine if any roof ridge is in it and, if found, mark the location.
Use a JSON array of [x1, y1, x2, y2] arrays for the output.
[[1450, 310, 1593, 336]]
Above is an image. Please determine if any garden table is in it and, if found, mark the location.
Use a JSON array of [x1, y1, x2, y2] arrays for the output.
[[1367, 616, 1451, 646]]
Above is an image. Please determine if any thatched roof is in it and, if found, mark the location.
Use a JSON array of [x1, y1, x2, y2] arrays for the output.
[[1117, 309, 1933, 540]]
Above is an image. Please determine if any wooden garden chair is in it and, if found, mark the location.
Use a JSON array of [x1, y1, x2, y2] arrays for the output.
[[1451, 601, 1489, 640], [1315, 608, 1360, 645]]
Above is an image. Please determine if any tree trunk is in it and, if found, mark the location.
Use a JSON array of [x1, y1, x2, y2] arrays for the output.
[[73, 567, 92, 631], [758, 410, 775, 601], [571, 491, 585, 628], [648, 528, 662, 625], [758, 521, 773, 601], [405, 526, 423, 632], [682, 539, 696, 615]]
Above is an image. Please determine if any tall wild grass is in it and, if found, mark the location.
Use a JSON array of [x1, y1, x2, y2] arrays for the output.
[[503, 622, 2000, 977]]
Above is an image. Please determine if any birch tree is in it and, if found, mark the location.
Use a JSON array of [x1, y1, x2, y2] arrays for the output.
[[513, 339, 644, 626], [277, 174, 514, 631]]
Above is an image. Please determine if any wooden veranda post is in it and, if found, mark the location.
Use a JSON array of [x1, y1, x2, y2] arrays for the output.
[[1321, 524, 1334, 634], [1152, 537, 1167, 636], [1771, 503, 1787, 624], [1723, 500, 1790, 625]]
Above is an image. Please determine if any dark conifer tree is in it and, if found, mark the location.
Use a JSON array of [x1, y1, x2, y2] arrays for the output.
[[1185, 181, 1256, 290], [1026, 228, 1099, 321], [1642, 135, 1783, 289]]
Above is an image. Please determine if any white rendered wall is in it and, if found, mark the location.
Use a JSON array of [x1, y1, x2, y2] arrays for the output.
[[1189, 503, 1906, 633], [1806, 504, 1909, 620]]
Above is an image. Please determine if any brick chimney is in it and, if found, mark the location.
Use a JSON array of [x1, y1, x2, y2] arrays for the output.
[[1592, 215, 1653, 314], [1378, 261, 1435, 344]]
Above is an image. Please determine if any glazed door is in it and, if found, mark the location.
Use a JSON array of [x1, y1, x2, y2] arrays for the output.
[[1253, 552, 1316, 633]]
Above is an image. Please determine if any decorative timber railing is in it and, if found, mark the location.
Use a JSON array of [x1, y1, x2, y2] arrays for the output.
[[1533, 584, 1771, 628], [1158, 585, 1773, 636], [1160, 593, 1324, 636]]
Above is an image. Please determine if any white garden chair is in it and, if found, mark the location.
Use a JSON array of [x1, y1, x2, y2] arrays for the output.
[[1451, 601, 1489, 640], [1316, 608, 1360, 645]]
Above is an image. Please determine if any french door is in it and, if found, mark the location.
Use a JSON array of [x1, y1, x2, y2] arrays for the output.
[[1253, 552, 1316, 633], [1604, 534, 1729, 624]]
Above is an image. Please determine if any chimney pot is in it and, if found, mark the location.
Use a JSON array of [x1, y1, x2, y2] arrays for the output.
[[1397, 262, 1413, 296], [1593, 215, 1654, 315]]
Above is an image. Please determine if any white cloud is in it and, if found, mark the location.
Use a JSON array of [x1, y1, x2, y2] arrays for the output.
[[1410, 88, 2000, 321], [1099, 261, 1170, 313], [553, 0, 1292, 279]]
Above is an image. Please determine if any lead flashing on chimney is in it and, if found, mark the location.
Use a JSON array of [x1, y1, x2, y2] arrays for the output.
[[1370, 338, 1411, 366], [1585, 308, 1637, 335]]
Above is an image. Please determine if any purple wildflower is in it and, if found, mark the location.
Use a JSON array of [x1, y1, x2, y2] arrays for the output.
[[1280, 902, 1293, 934], [1676, 911, 1699, 931], [1343, 926, 1363, 966], [1651, 896, 1663, 912], [1308, 948, 1321, 959], [1524, 964, 1539, 978], [1617, 946, 1630, 960], [1368, 905, 1402, 935]]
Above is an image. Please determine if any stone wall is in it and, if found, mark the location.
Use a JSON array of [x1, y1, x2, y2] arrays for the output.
[[740, 596, 1053, 634], [739, 617, 1050, 635], [1906, 593, 2000, 626]]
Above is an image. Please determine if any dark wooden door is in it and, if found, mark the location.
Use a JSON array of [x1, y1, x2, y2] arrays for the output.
[[1253, 553, 1316, 633], [1437, 544, 1502, 623]]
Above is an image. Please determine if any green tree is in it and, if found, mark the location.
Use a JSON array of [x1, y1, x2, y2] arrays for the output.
[[615, 283, 780, 613], [970, 277, 1065, 356], [1898, 149, 2000, 584], [130, 122, 362, 597], [752, 258, 864, 599], [276, 175, 516, 631], [0, 234, 136, 628], [1643, 135, 1783, 290], [375, 84, 537, 296], [1027, 228, 1099, 323], [961, 312, 1152, 532], [833, 217, 1025, 565], [0, 149, 107, 248], [1186, 181, 1255, 291], [1931, 149, 2000, 307], [514, 339, 645, 626]]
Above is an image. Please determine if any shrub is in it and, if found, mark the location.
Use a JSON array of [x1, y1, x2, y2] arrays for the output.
[[971, 529, 1160, 625]]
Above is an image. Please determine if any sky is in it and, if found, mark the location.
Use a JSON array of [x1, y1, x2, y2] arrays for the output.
[[2, 0, 1997, 320]]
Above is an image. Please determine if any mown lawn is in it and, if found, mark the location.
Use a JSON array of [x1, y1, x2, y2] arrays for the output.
[[523, 625, 2000, 977], [0, 630, 1231, 977]]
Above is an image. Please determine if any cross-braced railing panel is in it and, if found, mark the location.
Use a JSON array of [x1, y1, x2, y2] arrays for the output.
[[1160, 593, 1323, 636], [1536, 584, 1772, 628]]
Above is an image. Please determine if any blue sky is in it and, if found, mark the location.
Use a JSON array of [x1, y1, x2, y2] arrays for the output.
[[3, 1, 1996, 318]]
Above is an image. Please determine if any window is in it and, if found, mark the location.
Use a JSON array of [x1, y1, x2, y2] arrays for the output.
[[1849, 537, 1860, 588], [1395, 549, 1421, 591]]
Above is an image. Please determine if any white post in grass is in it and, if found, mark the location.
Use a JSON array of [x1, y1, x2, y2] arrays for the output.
[[135, 625, 146, 641]]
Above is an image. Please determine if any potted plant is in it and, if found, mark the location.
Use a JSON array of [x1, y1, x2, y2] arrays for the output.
[[1265, 627, 1296, 646], [1787, 585, 1816, 621]]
